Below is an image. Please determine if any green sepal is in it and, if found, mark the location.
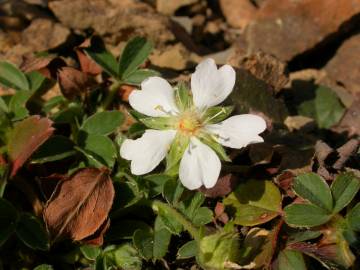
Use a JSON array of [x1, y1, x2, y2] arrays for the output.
[[165, 133, 190, 176], [198, 132, 231, 162], [140, 116, 177, 130], [201, 106, 234, 125], [175, 82, 193, 112]]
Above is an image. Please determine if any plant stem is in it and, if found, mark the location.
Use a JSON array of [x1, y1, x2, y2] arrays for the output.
[[152, 200, 200, 242], [101, 80, 122, 111]]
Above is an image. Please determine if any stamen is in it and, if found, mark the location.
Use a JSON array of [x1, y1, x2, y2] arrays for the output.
[[154, 105, 175, 116]]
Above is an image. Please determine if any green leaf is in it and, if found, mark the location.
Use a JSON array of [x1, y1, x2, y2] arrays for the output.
[[298, 86, 345, 129], [26, 71, 46, 93], [31, 135, 75, 164], [165, 133, 190, 175], [293, 173, 333, 212], [8, 91, 32, 120], [124, 69, 159, 85], [0, 61, 29, 91], [201, 106, 234, 124], [81, 111, 124, 135], [192, 207, 213, 226], [162, 178, 184, 205], [15, 213, 49, 251], [331, 172, 360, 213], [287, 230, 322, 244], [157, 207, 183, 235], [153, 216, 171, 259], [140, 116, 176, 130], [0, 96, 8, 112], [223, 180, 281, 226], [34, 265, 54, 270], [0, 198, 18, 246], [77, 133, 117, 168], [198, 231, 240, 270], [275, 250, 307, 270], [106, 220, 151, 241], [175, 82, 193, 112], [198, 132, 230, 162], [133, 229, 153, 260], [119, 37, 153, 79], [85, 40, 118, 78], [112, 243, 142, 270], [80, 245, 101, 260], [144, 174, 173, 198], [346, 202, 360, 231], [284, 203, 332, 227], [177, 240, 197, 259]]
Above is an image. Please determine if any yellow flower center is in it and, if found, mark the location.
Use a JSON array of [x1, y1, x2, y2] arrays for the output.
[[177, 111, 201, 136]]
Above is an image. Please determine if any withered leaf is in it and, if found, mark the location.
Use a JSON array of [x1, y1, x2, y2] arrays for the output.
[[43, 168, 115, 242], [58, 67, 95, 100], [8, 116, 54, 177], [82, 219, 110, 246], [333, 139, 359, 170]]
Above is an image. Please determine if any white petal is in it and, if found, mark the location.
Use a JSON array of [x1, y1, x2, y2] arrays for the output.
[[179, 137, 221, 190], [129, 77, 179, 117], [206, 114, 266, 148], [120, 129, 176, 175], [191, 58, 236, 109]]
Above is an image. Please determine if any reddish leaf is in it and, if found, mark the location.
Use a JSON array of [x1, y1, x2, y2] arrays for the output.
[[58, 67, 96, 100], [76, 49, 102, 75], [8, 116, 54, 177], [43, 168, 115, 242], [199, 173, 238, 198], [274, 171, 295, 197]]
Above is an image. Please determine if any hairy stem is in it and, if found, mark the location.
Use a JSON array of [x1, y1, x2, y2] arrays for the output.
[[101, 80, 122, 111]]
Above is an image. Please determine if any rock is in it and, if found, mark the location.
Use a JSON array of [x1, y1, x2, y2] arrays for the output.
[[149, 43, 200, 70], [325, 34, 360, 94], [246, 0, 360, 61], [21, 18, 70, 52], [228, 50, 289, 92], [156, 0, 198, 15], [220, 0, 258, 29], [49, 0, 180, 48]]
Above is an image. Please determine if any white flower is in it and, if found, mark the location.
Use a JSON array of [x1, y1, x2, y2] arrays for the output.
[[120, 59, 266, 190]]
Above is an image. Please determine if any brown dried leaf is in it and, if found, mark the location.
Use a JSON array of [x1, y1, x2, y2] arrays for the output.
[[82, 219, 110, 246], [43, 168, 115, 242], [199, 173, 238, 198], [333, 139, 359, 170], [58, 67, 95, 100]]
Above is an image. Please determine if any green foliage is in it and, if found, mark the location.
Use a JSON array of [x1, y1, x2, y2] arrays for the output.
[[0, 198, 18, 246], [223, 179, 282, 226], [293, 173, 333, 212], [177, 240, 197, 259], [118, 37, 153, 80], [15, 213, 49, 251], [81, 111, 124, 135], [0, 61, 29, 91], [275, 250, 307, 270], [284, 172, 360, 228], [298, 86, 345, 129]]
